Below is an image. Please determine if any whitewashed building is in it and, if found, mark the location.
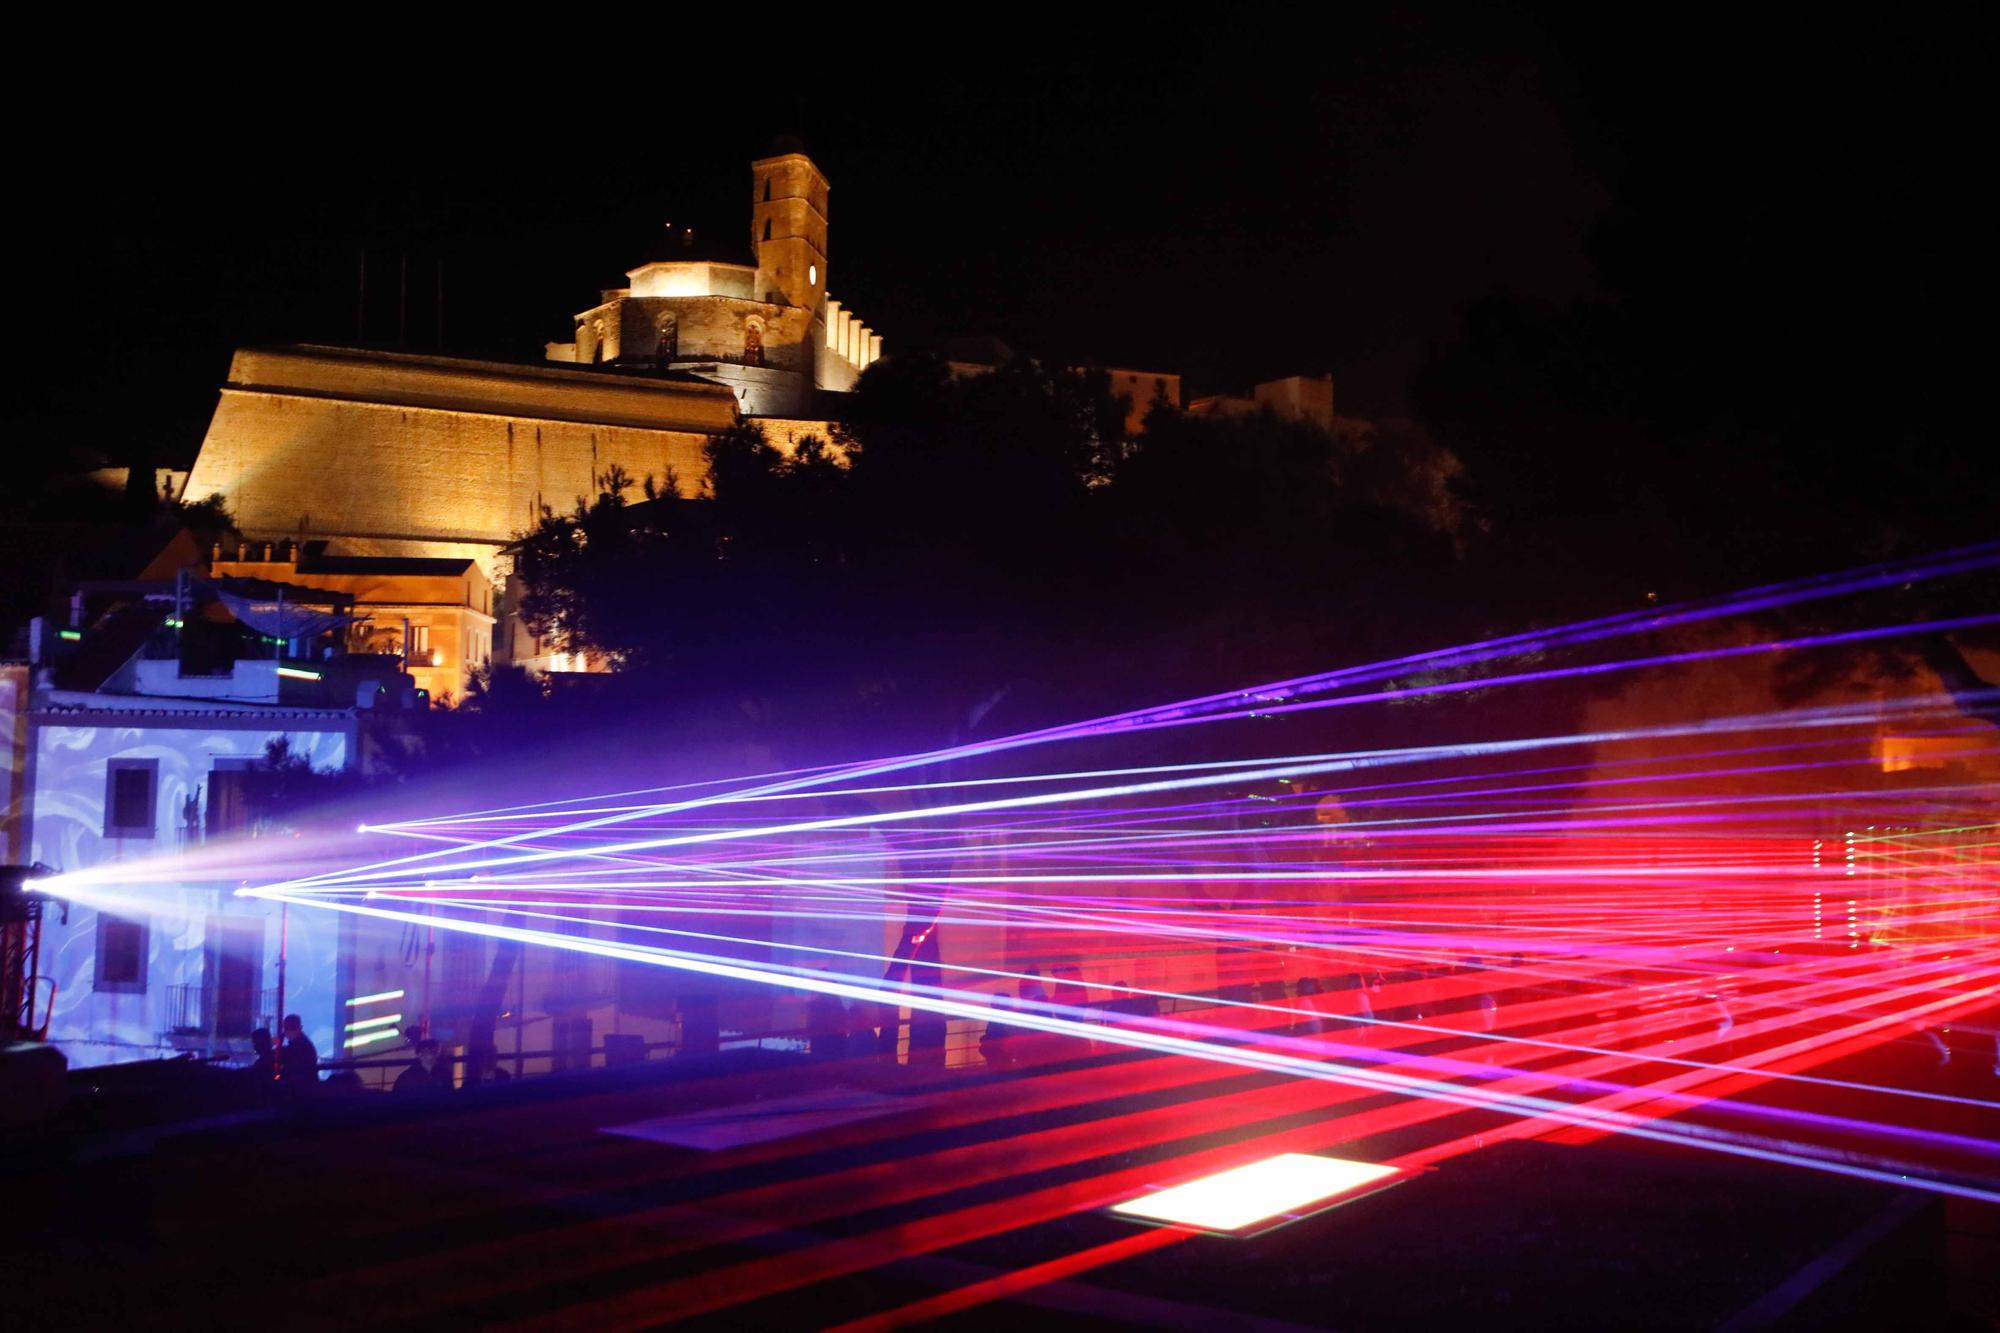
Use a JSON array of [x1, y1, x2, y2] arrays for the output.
[[25, 694, 356, 1068]]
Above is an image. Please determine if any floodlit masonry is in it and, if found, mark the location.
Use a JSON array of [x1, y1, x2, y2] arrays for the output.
[[546, 144, 883, 409], [184, 344, 739, 586], [183, 144, 867, 595]]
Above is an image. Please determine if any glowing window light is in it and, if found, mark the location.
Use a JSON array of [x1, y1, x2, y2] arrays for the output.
[[343, 1013, 404, 1033], [1111, 1153, 1401, 1233], [346, 989, 405, 1007], [343, 1028, 401, 1050]]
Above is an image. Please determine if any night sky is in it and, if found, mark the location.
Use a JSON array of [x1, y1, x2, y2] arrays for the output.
[[5, 14, 1979, 487]]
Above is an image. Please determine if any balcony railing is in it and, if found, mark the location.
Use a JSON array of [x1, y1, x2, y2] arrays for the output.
[[166, 983, 203, 1035]]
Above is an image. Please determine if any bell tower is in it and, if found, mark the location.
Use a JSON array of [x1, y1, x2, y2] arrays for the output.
[[751, 141, 829, 312]]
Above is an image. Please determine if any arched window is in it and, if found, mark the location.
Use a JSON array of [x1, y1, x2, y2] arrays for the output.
[[763, 218, 773, 242], [655, 314, 677, 365], [744, 319, 764, 366]]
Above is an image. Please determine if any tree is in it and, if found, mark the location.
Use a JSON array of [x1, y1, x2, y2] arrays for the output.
[[500, 363, 1481, 762], [511, 464, 713, 673], [1100, 403, 1473, 695]]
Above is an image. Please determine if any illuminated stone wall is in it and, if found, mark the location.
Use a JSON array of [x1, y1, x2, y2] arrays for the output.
[[627, 260, 757, 300], [751, 151, 830, 313], [561, 295, 819, 414], [672, 298, 812, 373], [548, 149, 879, 413], [1103, 368, 1184, 435], [184, 346, 738, 579], [756, 417, 846, 461]]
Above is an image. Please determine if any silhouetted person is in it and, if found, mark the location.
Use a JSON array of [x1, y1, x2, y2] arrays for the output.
[[246, 1027, 276, 1099], [1018, 969, 1050, 1009], [279, 1013, 318, 1095], [396, 1039, 448, 1095]]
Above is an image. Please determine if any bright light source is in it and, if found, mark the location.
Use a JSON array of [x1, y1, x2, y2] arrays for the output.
[[343, 1028, 401, 1050], [1111, 1153, 1401, 1233], [346, 989, 405, 1008]]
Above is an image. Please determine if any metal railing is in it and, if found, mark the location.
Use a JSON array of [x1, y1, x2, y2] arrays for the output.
[[165, 983, 203, 1035], [319, 1036, 682, 1093]]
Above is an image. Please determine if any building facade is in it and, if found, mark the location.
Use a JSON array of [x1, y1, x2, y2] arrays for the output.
[[1188, 373, 1336, 432], [26, 699, 356, 1068], [11, 559, 432, 1069], [209, 542, 494, 702]]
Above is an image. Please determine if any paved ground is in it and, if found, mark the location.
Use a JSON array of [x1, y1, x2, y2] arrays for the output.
[[1, 1039, 1989, 1330]]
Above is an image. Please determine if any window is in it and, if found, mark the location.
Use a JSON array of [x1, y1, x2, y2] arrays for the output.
[[763, 177, 772, 203], [409, 624, 431, 657], [763, 218, 773, 242], [744, 320, 764, 366], [95, 915, 147, 993], [105, 759, 158, 839], [808, 264, 817, 287]]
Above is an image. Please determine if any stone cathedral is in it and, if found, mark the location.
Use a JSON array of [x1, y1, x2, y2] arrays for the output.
[[545, 141, 880, 415], [181, 144, 876, 588]]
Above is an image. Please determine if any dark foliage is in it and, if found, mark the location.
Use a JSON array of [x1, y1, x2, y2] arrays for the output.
[[500, 356, 1474, 763]]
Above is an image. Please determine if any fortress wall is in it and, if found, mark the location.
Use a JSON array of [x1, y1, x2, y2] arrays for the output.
[[219, 346, 739, 432], [185, 389, 717, 574]]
